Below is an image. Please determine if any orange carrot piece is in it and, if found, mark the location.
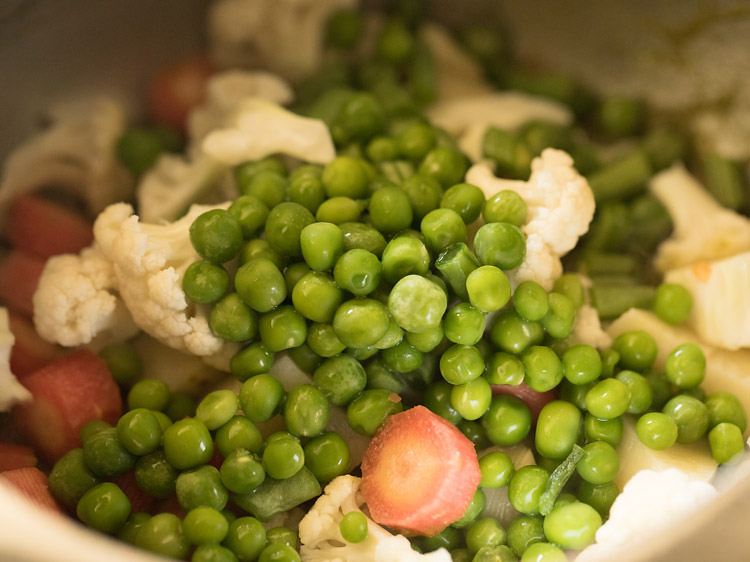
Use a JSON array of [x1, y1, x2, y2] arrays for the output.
[[0, 442, 38, 472], [1, 467, 64, 513]]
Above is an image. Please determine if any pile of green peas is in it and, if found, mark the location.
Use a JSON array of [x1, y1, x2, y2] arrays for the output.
[[98, 3, 750, 561]]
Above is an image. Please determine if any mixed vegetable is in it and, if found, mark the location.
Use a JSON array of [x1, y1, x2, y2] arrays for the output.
[[1, 2, 749, 562]]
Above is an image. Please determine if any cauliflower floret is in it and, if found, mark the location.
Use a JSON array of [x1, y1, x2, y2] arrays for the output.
[[298, 475, 451, 562], [202, 98, 336, 167], [576, 469, 718, 562], [94, 202, 240, 370], [466, 149, 596, 290], [33, 246, 139, 348], [0, 307, 31, 411], [208, 0, 356, 82], [649, 163, 750, 272], [0, 98, 133, 221], [570, 304, 613, 349], [427, 92, 572, 162], [188, 69, 294, 151]]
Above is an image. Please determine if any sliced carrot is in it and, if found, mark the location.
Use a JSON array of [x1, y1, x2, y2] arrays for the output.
[[0, 250, 46, 317], [8, 310, 65, 377], [0, 442, 38, 472], [148, 54, 215, 132], [360, 405, 481, 536], [13, 350, 122, 463], [7, 194, 93, 259], [491, 383, 557, 420], [1, 467, 64, 513]]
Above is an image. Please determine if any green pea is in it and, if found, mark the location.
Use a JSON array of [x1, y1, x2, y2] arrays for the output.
[[451, 377, 492, 421], [316, 196, 365, 224], [662, 394, 710, 444], [479, 451, 515, 488], [483, 189, 527, 227], [420, 208, 467, 253], [576, 441, 619, 484], [128, 379, 170, 412], [339, 511, 369, 543], [299, 222, 344, 271], [708, 423, 744, 464], [230, 343, 275, 382], [368, 186, 414, 235], [307, 323, 346, 358], [259, 305, 307, 352], [473, 222, 526, 270], [116, 408, 162, 456], [381, 236, 430, 283], [258, 543, 300, 562], [82, 428, 134, 478], [507, 514, 545, 557], [366, 136, 399, 162], [216, 416, 263, 457], [418, 146, 468, 189], [665, 343, 706, 390], [210, 293, 257, 342], [239, 374, 285, 423], [705, 391, 747, 433], [388, 274, 447, 333], [183, 507, 229, 545], [333, 249, 383, 297], [423, 380, 463, 424], [322, 156, 370, 199], [611, 370, 651, 414], [612, 330, 658, 371], [644, 369, 672, 410], [340, 221, 387, 257], [561, 344, 601, 385], [333, 298, 390, 349], [482, 395, 532, 446], [552, 274, 586, 310], [577, 480, 619, 519], [535, 401, 582, 460], [135, 513, 190, 559], [224, 517, 266, 562], [513, 281, 549, 322], [304, 432, 350, 483], [220, 448, 265, 494], [400, 173, 443, 220], [540, 292, 576, 339], [596, 95, 645, 139], [288, 168, 325, 214], [235, 258, 287, 313], [381, 338, 423, 372], [176, 465, 228, 512], [190, 209, 243, 264], [373, 315, 406, 350], [521, 346, 563, 392], [585, 378, 631, 420], [346, 389, 403, 436], [489, 309, 543, 355], [196, 390, 240, 431], [464, 517, 507, 553], [520, 542, 567, 562], [228, 195, 270, 239], [75, 482, 130, 536], [266, 526, 297, 549], [466, 265, 512, 313], [265, 202, 315, 258], [292, 271, 344, 324], [116, 126, 176, 176], [542, 501, 601, 550], [99, 341, 143, 387], [635, 412, 678, 450], [118, 512, 151, 545], [441, 182, 485, 224], [262, 438, 305, 480], [444, 303, 486, 346], [440, 344, 485, 385], [458, 420, 491, 450], [508, 465, 549, 515], [653, 283, 693, 325], [283, 384, 329, 438], [48, 449, 100, 509], [584, 414, 623, 448], [133, 450, 176, 499], [162, 418, 213, 470], [238, 169, 287, 208]]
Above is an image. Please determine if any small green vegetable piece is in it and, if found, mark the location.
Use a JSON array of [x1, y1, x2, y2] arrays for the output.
[[653, 283, 692, 325], [708, 423, 744, 464], [340, 511, 369, 543], [76, 482, 131, 534], [190, 209, 243, 264], [539, 444, 584, 516]]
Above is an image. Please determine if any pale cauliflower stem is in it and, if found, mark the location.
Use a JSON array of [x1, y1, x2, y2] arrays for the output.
[[427, 91, 572, 162], [576, 469, 718, 562], [665, 252, 750, 351], [466, 149, 596, 291], [0, 308, 31, 412], [298, 475, 452, 562], [33, 246, 139, 348], [139, 98, 336, 223], [0, 98, 133, 221], [209, 0, 356, 82], [649, 163, 750, 272], [187, 69, 294, 153]]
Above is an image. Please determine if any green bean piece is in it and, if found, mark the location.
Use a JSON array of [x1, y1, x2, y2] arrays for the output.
[[521, 120, 573, 156], [653, 283, 693, 325], [99, 341, 143, 387], [239, 374, 285, 423], [587, 149, 653, 203], [539, 444, 584, 516], [210, 293, 258, 343], [596, 96, 645, 139], [482, 395, 532, 446], [473, 222, 526, 271], [580, 251, 638, 276], [641, 127, 687, 172], [506, 69, 592, 115], [434, 242, 481, 301], [482, 127, 531, 180], [590, 283, 656, 320], [235, 258, 287, 313], [700, 152, 747, 210]]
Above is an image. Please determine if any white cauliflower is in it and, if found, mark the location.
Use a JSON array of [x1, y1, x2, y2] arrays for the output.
[[649, 163, 750, 272], [202, 98, 336, 167], [298, 475, 451, 562], [466, 149, 596, 290], [427, 92, 572, 162], [418, 22, 492, 102], [0, 98, 133, 221], [95, 202, 240, 370], [188, 70, 294, 151], [570, 304, 613, 349], [576, 469, 718, 562], [208, 0, 356, 82], [33, 246, 139, 348], [0, 307, 30, 412], [664, 252, 750, 350]]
